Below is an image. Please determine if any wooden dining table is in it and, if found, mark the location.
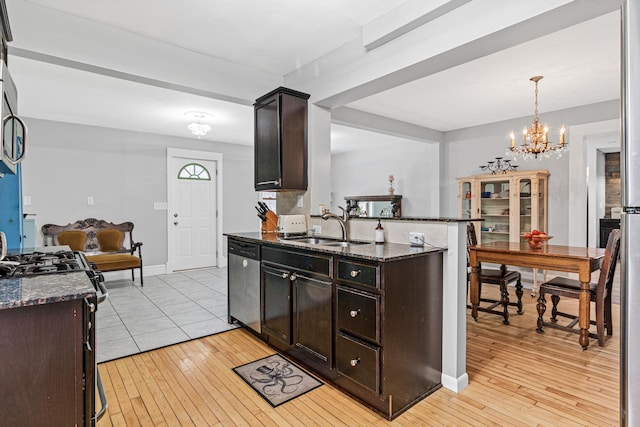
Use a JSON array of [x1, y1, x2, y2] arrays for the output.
[[469, 241, 606, 349]]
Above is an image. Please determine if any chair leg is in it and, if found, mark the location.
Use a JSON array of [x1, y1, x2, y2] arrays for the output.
[[605, 296, 613, 336], [536, 292, 546, 333], [596, 298, 605, 346], [515, 277, 524, 315], [500, 280, 510, 325], [550, 295, 560, 323]]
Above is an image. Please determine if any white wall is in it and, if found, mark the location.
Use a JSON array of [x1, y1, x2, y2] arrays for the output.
[[330, 132, 440, 217], [21, 118, 257, 267]]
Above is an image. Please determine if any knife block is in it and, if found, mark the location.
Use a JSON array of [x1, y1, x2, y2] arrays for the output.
[[261, 211, 278, 233]]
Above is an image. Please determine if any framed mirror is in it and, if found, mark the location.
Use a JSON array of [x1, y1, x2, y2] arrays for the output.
[[345, 195, 402, 218]]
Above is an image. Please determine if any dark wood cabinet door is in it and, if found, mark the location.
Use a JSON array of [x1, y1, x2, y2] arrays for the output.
[[254, 87, 309, 191], [262, 264, 292, 345], [0, 300, 86, 426], [293, 273, 332, 365], [254, 96, 281, 188]]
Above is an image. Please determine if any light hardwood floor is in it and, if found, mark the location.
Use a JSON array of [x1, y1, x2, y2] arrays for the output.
[[97, 288, 620, 426]]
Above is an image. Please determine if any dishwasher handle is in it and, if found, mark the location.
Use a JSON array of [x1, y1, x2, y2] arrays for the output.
[[228, 240, 261, 261]]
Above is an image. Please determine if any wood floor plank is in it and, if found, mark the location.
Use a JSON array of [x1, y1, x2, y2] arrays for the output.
[[98, 287, 620, 426]]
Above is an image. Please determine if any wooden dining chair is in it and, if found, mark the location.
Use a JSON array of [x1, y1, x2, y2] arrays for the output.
[[467, 222, 524, 325], [536, 229, 620, 348]]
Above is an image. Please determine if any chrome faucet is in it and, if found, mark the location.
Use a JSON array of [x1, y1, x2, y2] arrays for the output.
[[321, 206, 350, 241]]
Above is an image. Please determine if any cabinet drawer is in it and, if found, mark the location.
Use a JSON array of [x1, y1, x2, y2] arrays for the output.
[[336, 286, 379, 343], [263, 247, 331, 277], [337, 259, 379, 289], [336, 332, 380, 393]]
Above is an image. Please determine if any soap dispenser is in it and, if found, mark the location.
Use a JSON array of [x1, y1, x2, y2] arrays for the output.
[[375, 220, 384, 244]]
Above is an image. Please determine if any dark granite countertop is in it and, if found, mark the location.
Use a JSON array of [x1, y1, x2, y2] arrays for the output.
[[0, 271, 96, 310], [225, 232, 446, 262], [309, 215, 475, 222]]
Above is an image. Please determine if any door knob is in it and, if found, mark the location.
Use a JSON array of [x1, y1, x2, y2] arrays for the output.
[[174, 221, 179, 225]]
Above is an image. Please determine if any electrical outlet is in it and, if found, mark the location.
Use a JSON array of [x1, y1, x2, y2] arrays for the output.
[[297, 195, 304, 208], [409, 232, 425, 246]]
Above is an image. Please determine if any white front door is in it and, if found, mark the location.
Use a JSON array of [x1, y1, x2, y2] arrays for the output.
[[168, 151, 220, 271]]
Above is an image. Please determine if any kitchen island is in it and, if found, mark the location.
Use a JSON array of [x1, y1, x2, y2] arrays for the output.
[[226, 231, 448, 419], [0, 271, 98, 426]]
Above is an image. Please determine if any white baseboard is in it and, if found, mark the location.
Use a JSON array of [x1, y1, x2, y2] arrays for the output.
[[441, 373, 469, 393], [101, 264, 166, 282]]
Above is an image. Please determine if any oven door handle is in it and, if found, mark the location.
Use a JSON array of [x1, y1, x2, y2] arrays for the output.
[[96, 277, 108, 304], [94, 369, 108, 421]]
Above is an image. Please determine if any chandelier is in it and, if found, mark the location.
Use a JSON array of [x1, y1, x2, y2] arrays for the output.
[[506, 76, 568, 160], [185, 111, 213, 138]]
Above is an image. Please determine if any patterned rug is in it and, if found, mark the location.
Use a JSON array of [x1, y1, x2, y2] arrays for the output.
[[233, 354, 323, 407]]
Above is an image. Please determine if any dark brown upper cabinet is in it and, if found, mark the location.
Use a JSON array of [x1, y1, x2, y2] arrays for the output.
[[254, 87, 310, 191]]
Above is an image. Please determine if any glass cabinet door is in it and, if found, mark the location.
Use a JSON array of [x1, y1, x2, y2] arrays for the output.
[[519, 178, 532, 236], [459, 180, 473, 219], [479, 180, 510, 244]]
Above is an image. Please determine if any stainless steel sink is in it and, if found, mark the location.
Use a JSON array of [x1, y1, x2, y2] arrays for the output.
[[286, 237, 337, 245], [319, 240, 369, 248], [284, 237, 370, 247]]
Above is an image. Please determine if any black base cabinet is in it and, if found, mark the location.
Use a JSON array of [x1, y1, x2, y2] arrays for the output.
[[261, 246, 333, 368], [0, 298, 96, 426], [259, 244, 443, 420]]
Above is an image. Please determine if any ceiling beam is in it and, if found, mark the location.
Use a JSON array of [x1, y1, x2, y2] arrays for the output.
[[363, 0, 472, 51], [308, 0, 622, 109]]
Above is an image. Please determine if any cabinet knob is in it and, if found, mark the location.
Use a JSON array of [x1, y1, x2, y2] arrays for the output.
[[349, 309, 360, 318], [290, 274, 298, 281], [350, 270, 361, 278], [281, 272, 289, 279], [350, 358, 360, 367]]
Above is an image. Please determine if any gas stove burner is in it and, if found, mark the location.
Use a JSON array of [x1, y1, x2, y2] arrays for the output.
[[0, 250, 94, 279]]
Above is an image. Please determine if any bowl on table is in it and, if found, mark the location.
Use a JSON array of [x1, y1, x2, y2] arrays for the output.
[[522, 234, 553, 249]]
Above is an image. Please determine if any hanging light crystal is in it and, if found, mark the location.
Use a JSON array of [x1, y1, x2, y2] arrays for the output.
[[506, 76, 568, 161]]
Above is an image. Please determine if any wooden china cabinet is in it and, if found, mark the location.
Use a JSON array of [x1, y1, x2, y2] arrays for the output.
[[456, 170, 549, 244]]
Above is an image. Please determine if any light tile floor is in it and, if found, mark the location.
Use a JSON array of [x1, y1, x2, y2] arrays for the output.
[[96, 266, 237, 363]]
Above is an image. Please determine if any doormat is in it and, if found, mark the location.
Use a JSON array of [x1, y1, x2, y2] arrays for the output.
[[233, 353, 323, 407]]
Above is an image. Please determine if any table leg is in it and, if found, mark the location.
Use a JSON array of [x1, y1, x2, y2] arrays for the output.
[[579, 280, 591, 349]]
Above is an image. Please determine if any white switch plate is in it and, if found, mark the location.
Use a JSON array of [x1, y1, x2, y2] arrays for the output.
[[409, 232, 424, 246], [297, 195, 304, 208], [87, 196, 94, 205], [23, 196, 32, 206]]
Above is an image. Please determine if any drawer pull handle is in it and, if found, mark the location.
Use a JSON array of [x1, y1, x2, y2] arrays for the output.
[[349, 309, 360, 318], [281, 272, 289, 279], [350, 270, 361, 278], [350, 358, 360, 367]]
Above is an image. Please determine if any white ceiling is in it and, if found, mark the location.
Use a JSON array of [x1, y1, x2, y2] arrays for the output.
[[5, 0, 621, 151]]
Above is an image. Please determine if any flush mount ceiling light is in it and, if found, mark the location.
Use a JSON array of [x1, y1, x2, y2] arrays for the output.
[[506, 76, 568, 160], [185, 111, 213, 138]]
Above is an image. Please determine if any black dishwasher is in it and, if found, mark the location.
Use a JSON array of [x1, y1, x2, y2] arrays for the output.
[[228, 239, 261, 333]]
